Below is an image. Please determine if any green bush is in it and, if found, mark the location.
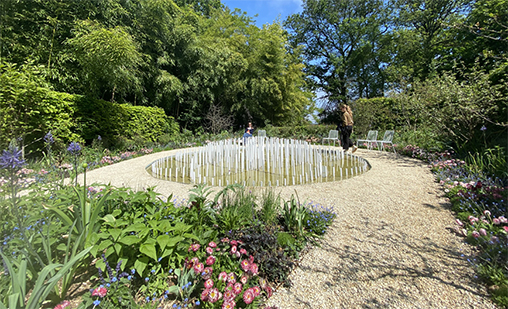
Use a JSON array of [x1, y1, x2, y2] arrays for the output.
[[74, 96, 178, 148], [0, 62, 83, 153], [264, 124, 335, 140], [352, 97, 402, 138]]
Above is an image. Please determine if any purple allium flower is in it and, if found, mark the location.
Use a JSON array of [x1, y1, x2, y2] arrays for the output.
[[44, 131, 54, 144], [480, 125, 487, 131], [67, 142, 81, 156], [97, 135, 102, 141], [0, 145, 25, 170]]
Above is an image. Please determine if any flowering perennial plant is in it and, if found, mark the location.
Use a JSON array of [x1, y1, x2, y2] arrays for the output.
[[182, 239, 272, 308], [80, 255, 135, 308], [424, 149, 508, 305]]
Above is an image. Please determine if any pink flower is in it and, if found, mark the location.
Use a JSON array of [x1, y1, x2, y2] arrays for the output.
[[241, 259, 250, 271], [193, 262, 204, 274], [240, 248, 247, 255], [242, 289, 254, 304], [235, 251, 241, 258], [223, 289, 235, 301], [206, 247, 214, 255], [483, 210, 491, 216], [91, 286, 107, 297], [249, 263, 259, 275], [230, 245, 237, 255], [265, 285, 273, 298], [503, 226, 508, 233], [227, 272, 236, 284], [233, 282, 243, 295], [205, 279, 214, 289], [499, 216, 507, 223], [208, 241, 217, 248], [240, 275, 248, 285], [219, 271, 228, 282], [191, 257, 200, 265], [231, 240, 238, 245], [493, 218, 500, 225], [201, 289, 210, 301], [202, 267, 213, 280], [206, 255, 216, 266], [54, 300, 70, 309], [222, 300, 236, 309], [479, 228, 487, 236], [208, 288, 221, 303], [472, 231, 480, 238], [249, 255, 254, 263], [252, 286, 261, 297], [455, 219, 463, 226], [188, 244, 200, 252], [221, 237, 230, 243]]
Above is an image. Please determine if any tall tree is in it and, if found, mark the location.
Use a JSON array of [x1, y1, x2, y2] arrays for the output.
[[284, 0, 392, 111], [66, 20, 143, 101], [389, 0, 472, 80]]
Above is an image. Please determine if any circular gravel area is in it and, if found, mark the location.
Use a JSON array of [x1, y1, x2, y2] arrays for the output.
[[80, 148, 496, 309]]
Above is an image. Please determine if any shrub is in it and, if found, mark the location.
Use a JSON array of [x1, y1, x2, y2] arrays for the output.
[[75, 96, 176, 147], [0, 62, 83, 153]]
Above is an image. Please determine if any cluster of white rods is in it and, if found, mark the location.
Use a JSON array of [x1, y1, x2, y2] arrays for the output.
[[148, 137, 369, 187]]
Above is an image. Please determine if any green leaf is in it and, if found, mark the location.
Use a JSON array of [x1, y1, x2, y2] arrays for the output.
[[182, 233, 199, 242], [140, 243, 157, 260], [56, 243, 68, 251], [156, 234, 170, 251], [114, 243, 122, 255], [112, 209, 122, 217], [118, 235, 140, 246], [102, 214, 116, 223], [167, 286, 180, 295], [167, 235, 185, 248], [108, 229, 122, 242], [123, 222, 145, 233], [97, 239, 113, 252], [134, 257, 148, 277], [160, 248, 173, 259]]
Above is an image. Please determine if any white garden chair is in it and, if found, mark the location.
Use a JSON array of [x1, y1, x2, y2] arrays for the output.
[[322, 130, 340, 147], [356, 130, 378, 150], [374, 130, 396, 153]]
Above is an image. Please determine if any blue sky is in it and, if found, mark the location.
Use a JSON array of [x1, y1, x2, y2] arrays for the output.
[[221, 0, 303, 28]]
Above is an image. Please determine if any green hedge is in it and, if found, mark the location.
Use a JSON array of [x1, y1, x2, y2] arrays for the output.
[[351, 97, 402, 138], [1, 62, 178, 153], [0, 62, 82, 151], [74, 96, 178, 146], [264, 124, 335, 139]]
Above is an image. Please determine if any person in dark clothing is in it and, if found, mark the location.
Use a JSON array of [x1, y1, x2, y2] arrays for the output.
[[243, 122, 254, 144]]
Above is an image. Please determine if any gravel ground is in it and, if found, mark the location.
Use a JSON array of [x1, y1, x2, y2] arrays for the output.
[[79, 148, 497, 309]]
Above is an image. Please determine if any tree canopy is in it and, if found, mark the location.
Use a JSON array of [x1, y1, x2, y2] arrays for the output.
[[0, 0, 312, 131]]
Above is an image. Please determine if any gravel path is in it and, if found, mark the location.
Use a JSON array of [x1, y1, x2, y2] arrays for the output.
[[80, 148, 496, 309]]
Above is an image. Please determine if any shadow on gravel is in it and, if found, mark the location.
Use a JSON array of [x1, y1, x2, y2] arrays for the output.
[[299, 217, 489, 307]]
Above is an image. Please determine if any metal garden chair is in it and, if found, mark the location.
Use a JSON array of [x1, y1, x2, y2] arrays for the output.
[[322, 130, 340, 147], [375, 130, 396, 153], [356, 130, 378, 150]]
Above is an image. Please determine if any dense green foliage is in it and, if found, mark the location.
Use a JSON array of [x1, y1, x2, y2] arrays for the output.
[[0, 0, 312, 132], [0, 62, 177, 152], [75, 97, 178, 147]]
